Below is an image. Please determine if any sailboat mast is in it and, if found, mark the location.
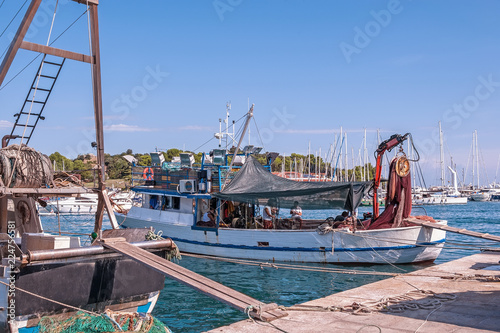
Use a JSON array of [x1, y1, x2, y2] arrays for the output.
[[308, 141, 311, 178], [439, 121, 445, 188], [363, 128, 367, 182], [472, 131, 475, 188], [475, 130, 480, 188]]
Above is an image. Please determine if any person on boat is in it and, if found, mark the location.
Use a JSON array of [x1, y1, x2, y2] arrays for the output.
[[290, 201, 303, 228], [334, 211, 348, 222], [263, 199, 277, 229], [201, 206, 216, 227]]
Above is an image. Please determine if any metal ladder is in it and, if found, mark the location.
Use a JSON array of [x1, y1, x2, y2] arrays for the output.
[[5, 57, 65, 146]]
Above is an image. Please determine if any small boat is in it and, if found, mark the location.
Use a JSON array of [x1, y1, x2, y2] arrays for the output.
[[117, 119, 447, 264], [470, 189, 495, 202], [37, 193, 99, 214]]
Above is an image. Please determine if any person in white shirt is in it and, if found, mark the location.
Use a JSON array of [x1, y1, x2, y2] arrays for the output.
[[290, 201, 302, 228], [202, 207, 216, 226], [263, 199, 277, 229]]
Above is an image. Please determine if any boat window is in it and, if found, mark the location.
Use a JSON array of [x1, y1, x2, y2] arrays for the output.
[[172, 197, 180, 210], [162, 196, 171, 210]]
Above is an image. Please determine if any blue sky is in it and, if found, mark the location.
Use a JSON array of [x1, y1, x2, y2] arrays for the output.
[[1, 0, 499, 186]]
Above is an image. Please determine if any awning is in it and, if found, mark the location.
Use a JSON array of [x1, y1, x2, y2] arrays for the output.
[[213, 156, 372, 211]]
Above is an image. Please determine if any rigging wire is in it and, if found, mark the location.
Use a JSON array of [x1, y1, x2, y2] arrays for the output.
[[190, 113, 247, 152], [0, 9, 88, 91], [6, 0, 60, 187], [0, 0, 6, 11], [0, 0, 29, 40], [251, 115, 265, 151]]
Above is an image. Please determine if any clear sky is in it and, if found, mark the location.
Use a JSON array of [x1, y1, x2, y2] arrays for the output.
[[1, 0, 499, 187]]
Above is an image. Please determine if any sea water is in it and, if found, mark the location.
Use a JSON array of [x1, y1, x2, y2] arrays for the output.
[[41, 202, 500, 333]]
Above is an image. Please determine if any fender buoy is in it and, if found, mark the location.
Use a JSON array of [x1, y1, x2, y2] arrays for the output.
[[143, 167, 154, 181]]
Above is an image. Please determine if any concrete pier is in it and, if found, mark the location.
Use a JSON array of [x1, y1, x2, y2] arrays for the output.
[[208, 251, 500, 333]]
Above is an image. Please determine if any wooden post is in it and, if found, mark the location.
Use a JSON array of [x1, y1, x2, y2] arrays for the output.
[[0, 0, 42, 86], [87, 4, 116, 231], [0, 197, 7, 233]]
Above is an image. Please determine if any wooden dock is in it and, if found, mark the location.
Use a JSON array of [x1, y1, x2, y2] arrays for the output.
[[208, 251, 500, 332], [100, 238, 287, 322]]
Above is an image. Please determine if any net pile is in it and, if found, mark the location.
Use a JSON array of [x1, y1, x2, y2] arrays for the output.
[[0, 144, 53, 188], [38, 311, 171, 333]]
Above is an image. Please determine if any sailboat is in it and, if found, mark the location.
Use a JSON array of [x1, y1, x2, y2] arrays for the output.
[[412, 122, 467, 205]]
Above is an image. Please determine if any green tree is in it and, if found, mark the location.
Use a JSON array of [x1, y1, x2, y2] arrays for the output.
[[137, 154, 151, 166], [105, 155, 131, 179], [72, 159, 92, 181], [49, 152, 73, 171]]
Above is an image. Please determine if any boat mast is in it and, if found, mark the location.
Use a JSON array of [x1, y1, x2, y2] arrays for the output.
[[0, 0, 117, 232], [222, 104, 254, 188], [439, 121, 445, 188], [475, 130, 480, 188]]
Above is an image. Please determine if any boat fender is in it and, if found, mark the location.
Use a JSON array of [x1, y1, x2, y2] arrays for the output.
[[143, 167, 154, 181]]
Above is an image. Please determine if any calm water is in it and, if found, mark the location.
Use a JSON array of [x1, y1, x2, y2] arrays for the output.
[[41, 202, 500, 333]]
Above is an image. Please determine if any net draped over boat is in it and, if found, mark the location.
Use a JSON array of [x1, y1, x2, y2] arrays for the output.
[[213, 156, 372, 211]]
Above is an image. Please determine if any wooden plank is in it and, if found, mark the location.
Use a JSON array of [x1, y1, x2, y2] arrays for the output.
[[406, 218, 500, 242], [0, 187, 92, 195], [0, 0, 42, 86], [101, 241, 287, 322], [20, 41, 93, 63], [101, 189, 119, 229], [72, 0, 99, 4]]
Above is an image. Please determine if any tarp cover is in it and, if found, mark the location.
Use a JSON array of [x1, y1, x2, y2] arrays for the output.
[[213, 156, 372, 211]]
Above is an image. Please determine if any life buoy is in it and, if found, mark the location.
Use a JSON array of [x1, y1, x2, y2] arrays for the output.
[[143, 167, 154, 181]]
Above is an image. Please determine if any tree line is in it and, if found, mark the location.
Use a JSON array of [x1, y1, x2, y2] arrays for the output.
[[49, 149, 375, 182]]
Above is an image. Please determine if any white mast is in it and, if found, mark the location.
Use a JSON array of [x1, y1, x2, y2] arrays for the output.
[[319, 147, 322, 180], [475, 130, 480, 188], [439, 121, 445, 188], [344, 132, 348, 182], [282, 152, 285, 175], [351, 147, 355, 181], [308, 141, 311, 178], [339, 127, 343, 181], [363, 128, 367, 182]]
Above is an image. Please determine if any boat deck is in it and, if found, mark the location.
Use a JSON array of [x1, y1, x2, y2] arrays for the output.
[[208, 251, 500, 332]]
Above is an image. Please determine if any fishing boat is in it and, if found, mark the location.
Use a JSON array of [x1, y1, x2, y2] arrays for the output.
[[118, 109, 447, 264], [0, 1, 177, 331]]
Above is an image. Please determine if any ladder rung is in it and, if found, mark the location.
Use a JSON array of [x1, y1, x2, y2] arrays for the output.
[[39, 74, 57, 79], [31, 87, 51, 92], [20, 112, 42, 116], [15, 124, 35, 128], [43, 60, 63, 66], [25, 100, 45, 104]]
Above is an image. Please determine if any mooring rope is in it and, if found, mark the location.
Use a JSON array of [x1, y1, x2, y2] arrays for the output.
[[0, 280, 97, 316], [182, 253, 400, 277]]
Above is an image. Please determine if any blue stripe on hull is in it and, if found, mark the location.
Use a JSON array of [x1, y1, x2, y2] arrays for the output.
[[168, 236, 446, 253]]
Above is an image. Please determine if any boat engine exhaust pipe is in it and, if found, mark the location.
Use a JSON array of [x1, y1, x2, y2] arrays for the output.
[[2, 135, 20, 148]]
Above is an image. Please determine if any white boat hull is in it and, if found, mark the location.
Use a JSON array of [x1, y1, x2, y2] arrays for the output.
[[413, 196, 467, 205], [117, 208, 446, 264], [470, 193, 491, 202]]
